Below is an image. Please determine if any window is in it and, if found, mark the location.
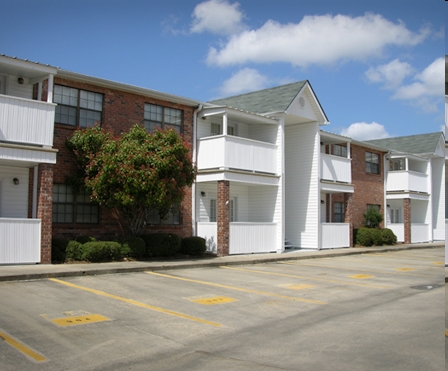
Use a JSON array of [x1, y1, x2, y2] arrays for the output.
[[210, 123, 234, 136], [390, 159, 405, 171], [146, 205, 181, 225], [210, 199, 217, 222], [390, 208, 401, 223], [52, 184, 99, 223], [367, 204, 381, 212], [332, 144, 347, 158], [54, 85, 103, 127], [333, 202, 345, 223], [366, 152, 380, 174], [144, 103, 182, 133]]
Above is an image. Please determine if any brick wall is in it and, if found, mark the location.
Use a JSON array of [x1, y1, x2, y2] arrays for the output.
[[217, 180, 230, 256], [37, 164, 53, 264], [51, 77, 195, 241]]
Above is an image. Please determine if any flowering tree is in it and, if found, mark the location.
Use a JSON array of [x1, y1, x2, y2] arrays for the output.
[[67, 124, 196, 236]]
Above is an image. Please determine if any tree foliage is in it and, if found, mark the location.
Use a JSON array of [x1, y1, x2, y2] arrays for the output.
[[67, 124, 196, 236], [362, 207, 383, 228]]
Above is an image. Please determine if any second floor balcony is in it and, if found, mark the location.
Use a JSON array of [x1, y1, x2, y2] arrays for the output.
[[320, 153, 351, 183], [197, 135, 278, 175], [0, 94, 56, 147], [386, 170, 429, 194]]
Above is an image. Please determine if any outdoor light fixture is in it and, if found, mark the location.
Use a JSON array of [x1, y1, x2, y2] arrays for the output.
[[321, 200, 325, 204], [17, 77, 24, 84], [13, 178, 19, 185], [201, 191, 206, 196]]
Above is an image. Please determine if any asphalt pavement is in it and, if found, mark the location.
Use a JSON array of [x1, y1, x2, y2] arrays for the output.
[[0, 242, 444, 282]]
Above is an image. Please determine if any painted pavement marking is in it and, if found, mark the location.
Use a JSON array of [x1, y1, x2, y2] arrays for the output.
[[192, 296, 237, 305], [145, 271, 326, 305], [0, 329, 47, 363], [51, 314, 110, 327], [252, 263, 391, 289], [49, 278, 222, 327]]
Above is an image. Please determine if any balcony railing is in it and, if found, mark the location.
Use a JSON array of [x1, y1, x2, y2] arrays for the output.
[[197, 135, 277, 174], [320, 153, 351, 183], [388, 223, 430, 243], [0, 218, 41, 264], [321, 223, 350, 248], [387, 171, 429, 193], [0, 94, 56, 147]]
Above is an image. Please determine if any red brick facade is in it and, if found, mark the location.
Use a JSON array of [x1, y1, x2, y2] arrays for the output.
[[217, 180, 230, 256], [51, 77, 196, 242], [37, 164, 53, 264], [403, 198, 411, 244]]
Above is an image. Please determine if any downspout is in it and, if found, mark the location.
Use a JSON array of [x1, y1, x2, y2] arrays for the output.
[[191, 104, 203, 236]]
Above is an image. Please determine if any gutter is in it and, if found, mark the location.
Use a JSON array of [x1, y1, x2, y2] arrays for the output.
[[191, 104, 203, 236]]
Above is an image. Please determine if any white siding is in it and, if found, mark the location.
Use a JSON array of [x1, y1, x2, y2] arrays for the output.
[[0, 165, 29, 218], [249, 124, 277, 144], [249, 186, 278, 222], [285, 122, 320, 249], [6, 75, 33, 100], [431, 157, 445, 240]]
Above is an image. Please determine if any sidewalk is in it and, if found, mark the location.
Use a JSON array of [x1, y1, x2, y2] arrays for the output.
[[0, 242, 444, 282]]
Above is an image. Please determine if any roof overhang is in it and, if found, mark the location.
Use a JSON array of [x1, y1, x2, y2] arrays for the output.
[[0, 55, 57, 81], [199, 105, 278, 125]]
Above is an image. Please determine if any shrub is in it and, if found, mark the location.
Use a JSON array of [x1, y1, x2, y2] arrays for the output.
[[370, 229, 383, 246], [180, 237, 206, 256], [355, 228, 373, 247], [80, 241, 122, 262], [52, 238, 69, 263], [120, 237, 146, 259], [362, 208, 383, 228], [65, 240, 83, 261], [75, 235, 97, 244], [382, 228, 397, 245], [140, 233, 180, 258]]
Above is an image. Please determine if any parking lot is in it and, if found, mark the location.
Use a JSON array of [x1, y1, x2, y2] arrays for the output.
[[0, 247, 444, 371]]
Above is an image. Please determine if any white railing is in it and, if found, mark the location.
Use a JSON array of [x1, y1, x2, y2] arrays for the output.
[[445, 220, 448, 265], [197, 135, 277, 174], [230, 223, 277, 254], [411, 223, 429, 243], [197, 222, 217, 253], [0, 218, 41, 264], [0, 94, 56, 147], [387, 223, 429, 243], [389, 224, 404, 242], [387, 171, 429, 193], [320, 153, 351, 183], [321, 223, 350, 248]]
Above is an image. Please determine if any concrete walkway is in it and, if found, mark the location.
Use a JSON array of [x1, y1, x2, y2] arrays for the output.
[[0, 242, 444, 282]]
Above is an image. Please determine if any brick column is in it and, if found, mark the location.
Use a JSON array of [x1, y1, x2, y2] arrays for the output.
[[217, 180, 230, 256], [37, 164, 53, 264], [403, 198, 411, 244], [344, 193, 354, 247]]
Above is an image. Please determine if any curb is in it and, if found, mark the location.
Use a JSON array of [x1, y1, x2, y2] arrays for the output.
[[0, 243, 444, 283]]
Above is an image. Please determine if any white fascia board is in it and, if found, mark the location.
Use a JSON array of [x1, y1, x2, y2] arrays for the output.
[[57, 70, 202, 107]]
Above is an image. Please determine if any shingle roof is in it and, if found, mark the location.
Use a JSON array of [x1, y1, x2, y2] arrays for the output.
[[209, 81, 308, 114], [365, 132, 443, 155]]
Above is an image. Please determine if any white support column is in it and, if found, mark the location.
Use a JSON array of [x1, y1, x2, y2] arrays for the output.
[[47, 74, 54, 103], [347, 142, 351, 158], [37, 82, 43, 102], [223, 112, 228, 136]]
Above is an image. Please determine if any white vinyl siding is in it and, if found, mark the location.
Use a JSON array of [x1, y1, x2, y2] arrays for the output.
[[0, 166, 29, 218], [431, 157, 445, 240], [285, 122, 320, 249]]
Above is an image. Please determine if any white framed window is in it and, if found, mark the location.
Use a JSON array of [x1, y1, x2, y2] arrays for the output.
[[210, 122, 235, 136], [209, 197, 236, 222], [390, 208, 401, 223], [210, 199, 217, 222]]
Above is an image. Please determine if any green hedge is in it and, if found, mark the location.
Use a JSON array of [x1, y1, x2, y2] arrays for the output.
[[180, 237, 206, 256], [355, 228, 397, 247], [140, 233, 180, 257], [51, 238, 69, 263], [80, 241, 122, 262], [65, 240, 83, 261], [119, 237, 146, 259]]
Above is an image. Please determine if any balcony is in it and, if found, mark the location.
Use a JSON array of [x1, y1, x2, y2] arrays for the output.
[[0, 218, 41, 264], [387, 171, 429, 194], [0, 94, 56, 147], [197, 135, 277, 175], [320, 153, 351, 183]]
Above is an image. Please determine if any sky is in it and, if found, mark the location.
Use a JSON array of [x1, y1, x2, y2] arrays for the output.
[[0, 0, 444, 140]]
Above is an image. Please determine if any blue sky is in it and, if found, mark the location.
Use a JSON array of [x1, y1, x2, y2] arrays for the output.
[[0, 0, 444, 140]]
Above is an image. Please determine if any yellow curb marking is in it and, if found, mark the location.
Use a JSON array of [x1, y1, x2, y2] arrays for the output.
[[251, 263, 390, 289], [445, 330, 448, 337], [49, 278, 221, 327], [349, 274, 374, 279], [51, 314, 110, 327], [193, 296, 236, 305], [0, 330, 47, 363], [395, 268, 415, 271], [146, 271, 326, 305]]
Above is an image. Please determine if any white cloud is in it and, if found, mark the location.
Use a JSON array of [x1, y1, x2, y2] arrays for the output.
[[365, 59, 414, 89], [206, 13, 430, 67], [340, 122, 390, 141], [191, 0, 245, 35], [218, 68, 269, 96]]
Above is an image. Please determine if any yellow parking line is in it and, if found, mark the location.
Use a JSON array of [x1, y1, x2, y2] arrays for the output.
[[49, 278, 221, 327], [248, 263, 391, 289], [145, 271, 326, 305], [281, 261, 433, 278], [0, 330, 46, 362], [445, 330, 448, 337]]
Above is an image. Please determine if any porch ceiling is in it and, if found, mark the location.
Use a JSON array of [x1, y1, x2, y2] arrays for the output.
[[0, 55, 57, 80]]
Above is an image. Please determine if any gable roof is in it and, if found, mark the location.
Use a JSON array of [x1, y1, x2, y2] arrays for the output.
[[365, 132, 443, 156], [209, 81, 308, 114]]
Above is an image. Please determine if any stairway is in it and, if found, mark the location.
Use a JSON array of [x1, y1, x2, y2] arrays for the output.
[[284, 238, 296, 249]]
